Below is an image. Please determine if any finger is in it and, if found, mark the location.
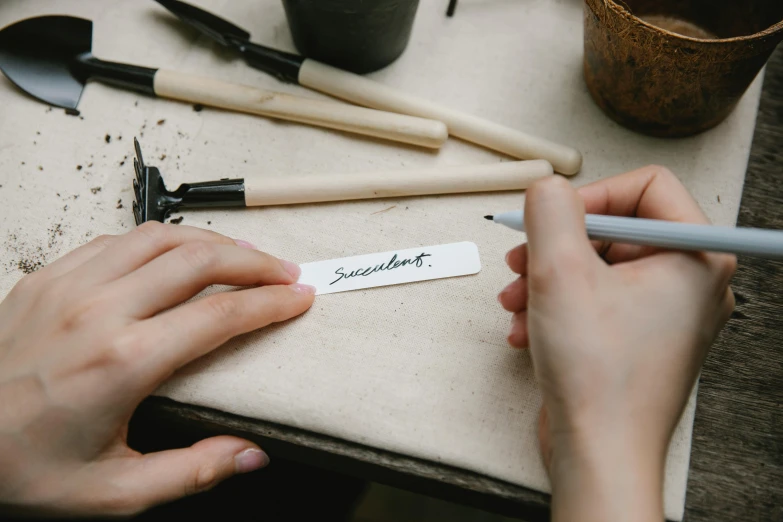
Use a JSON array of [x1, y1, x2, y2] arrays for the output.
[[578, 166, 709, 265], [126, 284, 316, 383], [1, 234, 119, 321], [87, 437, 267, 516], [506, 244, 528, 275], [590, 235, 651, 264], [508, 311, 529, 348], [600, 242, 658, 265], [498, 277, 528, 313], [579, 165, 708, 223], [524, 176, 598, 287], [72, 222, 246, 285], [110, 242, 300, 318], [26, 235, 119, 283]]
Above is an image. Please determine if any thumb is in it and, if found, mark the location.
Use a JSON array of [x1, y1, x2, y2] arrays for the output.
[[524, 176, 595, 275], [93, 436, 268, 516]]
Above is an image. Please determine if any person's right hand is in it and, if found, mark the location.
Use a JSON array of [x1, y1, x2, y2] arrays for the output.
[[0, 223, 315, 517], [498, 166, 736, 521]]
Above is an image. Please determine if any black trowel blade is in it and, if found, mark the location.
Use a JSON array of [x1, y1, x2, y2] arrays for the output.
[[0, 15, 92, 109], [154, 0, 251, 47]]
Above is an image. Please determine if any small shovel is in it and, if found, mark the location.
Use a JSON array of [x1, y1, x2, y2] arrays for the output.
[[0, 15, 448, 149]]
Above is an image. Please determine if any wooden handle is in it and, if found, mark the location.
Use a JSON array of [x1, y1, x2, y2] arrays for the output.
[[153, 69, 448, 149], [298, 60, 582, 175], [244, 160, 553, 206]]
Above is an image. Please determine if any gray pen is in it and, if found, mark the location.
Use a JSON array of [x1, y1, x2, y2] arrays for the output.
[[485, 211, 783, 260]]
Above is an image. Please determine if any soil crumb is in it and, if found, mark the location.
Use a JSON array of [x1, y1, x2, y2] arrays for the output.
[[105, 134, 112, 144], [169, 216, 184, 224], [17, 258, 44, 274]]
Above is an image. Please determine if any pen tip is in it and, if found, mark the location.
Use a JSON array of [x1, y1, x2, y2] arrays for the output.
[[484, 215, 494, 221]]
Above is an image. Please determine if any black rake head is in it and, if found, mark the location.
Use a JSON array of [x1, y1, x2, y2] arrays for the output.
[[131, 138, 245, 225], [132, 138, 182, 225]]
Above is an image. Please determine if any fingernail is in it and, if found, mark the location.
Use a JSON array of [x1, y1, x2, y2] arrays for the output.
[[234, 239, 257, 250], [235, 448, 269, 474], [290, 283, 316, 295], [281, 260, 301, 280], [505, 250, 512, 264]]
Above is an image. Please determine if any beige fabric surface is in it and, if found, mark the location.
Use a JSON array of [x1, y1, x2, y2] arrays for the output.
[[0, 1, 763, 519]]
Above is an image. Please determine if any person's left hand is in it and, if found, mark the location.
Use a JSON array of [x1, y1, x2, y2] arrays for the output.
[[0, 223, 315, 517]]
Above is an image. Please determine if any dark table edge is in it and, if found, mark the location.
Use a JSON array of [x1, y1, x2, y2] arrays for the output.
[[134, 396, 551, 521]]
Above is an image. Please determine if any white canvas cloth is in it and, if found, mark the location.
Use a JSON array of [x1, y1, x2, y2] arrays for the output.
[[0, 1, 763, 519]]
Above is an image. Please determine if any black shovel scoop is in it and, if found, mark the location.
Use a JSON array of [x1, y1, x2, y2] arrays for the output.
[[0, 15, 447, 148], [0, 16, 156, 110]]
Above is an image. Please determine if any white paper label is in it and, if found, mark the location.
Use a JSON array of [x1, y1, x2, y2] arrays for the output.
[[298, 242, 481, 295]]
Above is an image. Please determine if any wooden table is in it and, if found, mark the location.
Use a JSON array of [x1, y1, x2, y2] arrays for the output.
[[129, 47, 783, 522]]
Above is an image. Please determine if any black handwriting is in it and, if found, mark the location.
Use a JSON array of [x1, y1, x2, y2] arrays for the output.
[[330, 252, 432, 285]]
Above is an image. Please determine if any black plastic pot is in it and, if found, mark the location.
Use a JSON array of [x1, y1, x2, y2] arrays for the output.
[[281, 0, 420, 74]]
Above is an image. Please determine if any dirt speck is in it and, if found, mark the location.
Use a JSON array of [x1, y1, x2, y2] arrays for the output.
[[169, 216, 184, 225], [105, 134, 111, 144], [134, 100, 139, 107], [157, 119, 165, 126], [7, 233, 49, 274], [47, 223, 64, 248], [38, 166, 43, 171], [90, 187, 102, 194], [116, 199, 123, 209], [159, 154, 167, 160], [76, 165, 83, 171], [17, 259, 44, 274], [207, 221, 212, 225], [65, 108, 80, 117], [717, 195, 721, 203], [193, 104, 204, 112]]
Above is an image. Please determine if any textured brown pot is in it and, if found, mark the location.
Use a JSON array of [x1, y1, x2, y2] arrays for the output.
[[584, 0, 783, 137]]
